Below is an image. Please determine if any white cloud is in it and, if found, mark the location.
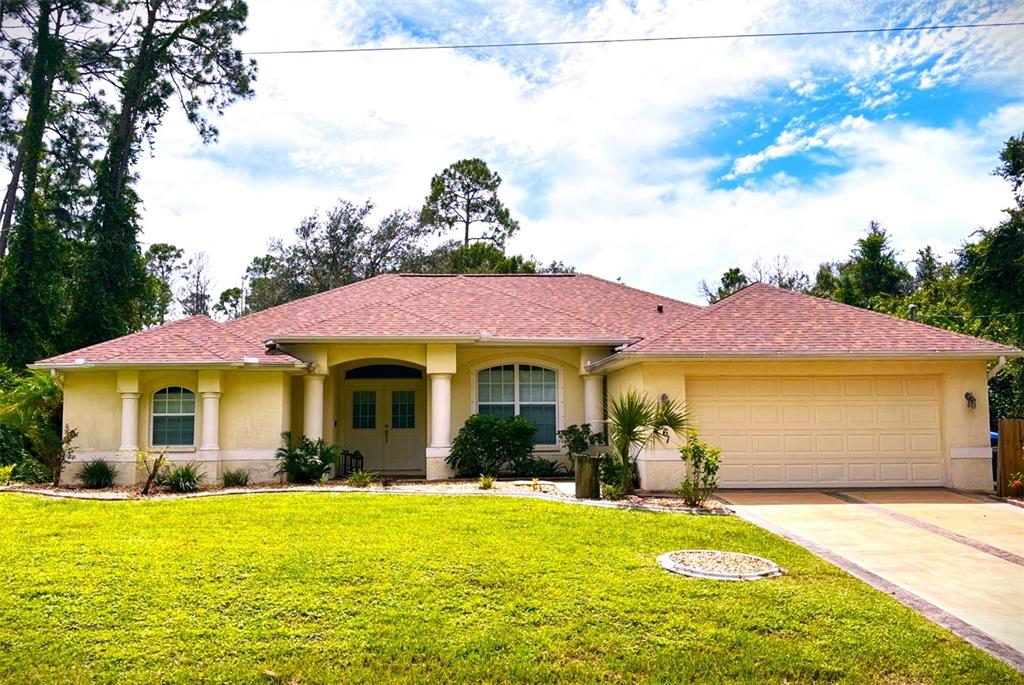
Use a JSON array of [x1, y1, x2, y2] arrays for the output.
[[130, 0, 1023, 302]]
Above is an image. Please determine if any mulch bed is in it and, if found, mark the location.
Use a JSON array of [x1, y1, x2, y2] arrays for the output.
[[1, 480, 728, 514]]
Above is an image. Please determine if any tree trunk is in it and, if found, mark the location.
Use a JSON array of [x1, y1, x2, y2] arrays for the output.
[[0, 1, 60, 268], [575, 456, 600, 499]]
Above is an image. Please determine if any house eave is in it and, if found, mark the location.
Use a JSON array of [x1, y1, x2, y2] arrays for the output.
[[28, 360, 307, 372], [587, 349, 1024, 372]]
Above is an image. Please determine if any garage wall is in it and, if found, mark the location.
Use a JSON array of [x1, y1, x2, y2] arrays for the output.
[[606, 359, 993, 491]]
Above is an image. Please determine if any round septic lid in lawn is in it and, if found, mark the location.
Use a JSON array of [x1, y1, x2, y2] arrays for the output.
[[658, 550, 783, 581]]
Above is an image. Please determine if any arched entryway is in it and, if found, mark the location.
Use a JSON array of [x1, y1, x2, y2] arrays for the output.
[[335, 362, 427, 475]]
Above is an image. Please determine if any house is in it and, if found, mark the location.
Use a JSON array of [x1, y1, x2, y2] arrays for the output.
[[33, 274, 1018, 491]]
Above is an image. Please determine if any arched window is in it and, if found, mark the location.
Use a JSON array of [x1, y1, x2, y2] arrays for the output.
[[151, 387, 196, 446], [478, 364, 557, 444]]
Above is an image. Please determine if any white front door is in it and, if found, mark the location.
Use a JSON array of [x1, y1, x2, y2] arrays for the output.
[[343, 381, 425, 473]]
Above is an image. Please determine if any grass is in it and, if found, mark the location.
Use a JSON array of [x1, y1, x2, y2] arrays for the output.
[[0, 492, 1019, 684]]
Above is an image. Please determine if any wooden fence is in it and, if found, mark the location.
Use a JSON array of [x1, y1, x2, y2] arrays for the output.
[[997, 419, 1024, 497]]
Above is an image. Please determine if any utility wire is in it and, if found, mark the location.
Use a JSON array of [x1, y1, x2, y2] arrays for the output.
[[242, 21, 1024, 56]]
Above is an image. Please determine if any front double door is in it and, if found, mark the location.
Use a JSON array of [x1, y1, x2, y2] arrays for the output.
[[345, 380, 426, 473]]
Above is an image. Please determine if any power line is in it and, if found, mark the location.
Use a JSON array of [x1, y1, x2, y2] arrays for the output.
[[243, 21, 1024, 56]]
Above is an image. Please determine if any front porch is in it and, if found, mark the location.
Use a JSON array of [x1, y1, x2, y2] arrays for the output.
[[286, 342, 610, 481]]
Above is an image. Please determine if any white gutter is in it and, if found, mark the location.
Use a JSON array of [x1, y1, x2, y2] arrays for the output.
[[588, 348, 1024, 372], [988, 355, 1008, 380]]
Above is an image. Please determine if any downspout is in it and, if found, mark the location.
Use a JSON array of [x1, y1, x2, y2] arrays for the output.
[[987, 355, 1008, 381]]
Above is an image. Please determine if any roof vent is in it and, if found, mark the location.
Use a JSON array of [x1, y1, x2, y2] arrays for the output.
[[656, 304, 664, 314]]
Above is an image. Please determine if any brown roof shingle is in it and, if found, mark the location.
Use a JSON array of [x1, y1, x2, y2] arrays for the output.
[[34, 275, 1016, 367], [627, 282, 1017, 356]]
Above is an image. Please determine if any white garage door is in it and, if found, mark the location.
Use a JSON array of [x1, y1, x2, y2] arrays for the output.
[[688, 376, 943, 487]]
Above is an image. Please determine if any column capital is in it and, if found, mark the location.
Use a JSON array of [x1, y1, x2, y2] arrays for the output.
[[304, 372, 327, 381], [200, 391, 222, 399], [120, 391, 141, 400], [427, 372, 453, 380]]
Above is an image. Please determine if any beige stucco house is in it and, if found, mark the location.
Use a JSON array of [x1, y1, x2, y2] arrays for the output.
[[33, 274, 1018, 491]]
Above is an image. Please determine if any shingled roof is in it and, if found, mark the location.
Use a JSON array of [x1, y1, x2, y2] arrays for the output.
[[34, 274, 1016, 368], [623, 283, 1018, 357]]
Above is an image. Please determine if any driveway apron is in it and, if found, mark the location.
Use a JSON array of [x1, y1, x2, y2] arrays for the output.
[[718, 489, 1024, 669]]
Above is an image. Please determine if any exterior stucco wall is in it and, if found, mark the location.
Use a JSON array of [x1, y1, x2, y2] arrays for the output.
[[60, 368, 293, 485]]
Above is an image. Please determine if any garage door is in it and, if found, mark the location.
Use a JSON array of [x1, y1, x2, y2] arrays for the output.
[[688, 376, 943, 487]]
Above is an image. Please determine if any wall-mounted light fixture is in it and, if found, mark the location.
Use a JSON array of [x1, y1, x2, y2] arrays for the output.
[[964, 391, 977, 409]]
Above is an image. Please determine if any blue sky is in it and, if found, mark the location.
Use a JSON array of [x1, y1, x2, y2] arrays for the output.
[[135, 0, 1024, 306]]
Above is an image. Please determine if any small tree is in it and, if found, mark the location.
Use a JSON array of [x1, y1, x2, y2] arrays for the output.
[[446, 414, 535, 477], [674, 430, 721, 507], [606, 390, 688, 494]]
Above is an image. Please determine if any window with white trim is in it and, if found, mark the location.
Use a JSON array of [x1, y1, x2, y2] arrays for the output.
[[151, 386, 196, 446], [478, 364, 557, 444]]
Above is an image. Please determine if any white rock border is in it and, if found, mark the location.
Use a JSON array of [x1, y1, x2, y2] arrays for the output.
[[657, 550, 784, 581]]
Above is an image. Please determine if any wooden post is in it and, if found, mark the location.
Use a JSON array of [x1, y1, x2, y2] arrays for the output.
[[575, 456, 601, 499], [997, 419, 1024, 497]]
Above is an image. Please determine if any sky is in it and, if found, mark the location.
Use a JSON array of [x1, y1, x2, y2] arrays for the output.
[[135, 0, 1024, 305]]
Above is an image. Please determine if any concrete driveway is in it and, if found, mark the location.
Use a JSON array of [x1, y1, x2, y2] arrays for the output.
[[718, 489, 1024, 670]]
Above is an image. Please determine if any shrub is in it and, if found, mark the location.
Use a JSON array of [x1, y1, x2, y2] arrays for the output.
[[0, 463, 14, 486], [275, 432, 337, 484], [222, 468, 249, 487], [446, 414, 536, 477], [674, 430, 720, 507], [511, 457, 568, 478], [163, 462, 206, 493], [345, 470, 373, 488], [478, 474, 495, 490], [601, 482, 625, 500], [79, 459, 117, 489], [556, 423, 606, 460], [135, 449, 169, 496], [12, 458, 51, 484], [598, 454, 635, 490]]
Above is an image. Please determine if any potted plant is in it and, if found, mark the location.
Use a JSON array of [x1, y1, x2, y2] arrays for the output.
[[1009, 472, 1023, 498]]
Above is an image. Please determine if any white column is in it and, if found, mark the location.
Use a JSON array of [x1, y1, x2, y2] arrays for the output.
[[583, 374, 604, 433], [429, 373, 452, 447], [303, 374, 325, 440], [119, 392, 140, 452], [200, 392, 221, 450], [426, 373, 454, 479]]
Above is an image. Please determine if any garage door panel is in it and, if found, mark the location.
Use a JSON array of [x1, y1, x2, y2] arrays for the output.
[[814, 405, 843, 423], [812, 378, 842, 396], [849, 463, 879, 481], [750, 406, 779, 423], [689, 375, 943, 488]]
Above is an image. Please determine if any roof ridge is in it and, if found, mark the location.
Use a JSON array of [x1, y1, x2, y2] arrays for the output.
[[286, 275, 462, 334], [580, 273, 702, 309], [469, 277, 629, 338], [228, 274, 399, 328]]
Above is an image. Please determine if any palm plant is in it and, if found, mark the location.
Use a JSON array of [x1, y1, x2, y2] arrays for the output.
[[0, 371, 76, 485], [605, 390, 688, 494]]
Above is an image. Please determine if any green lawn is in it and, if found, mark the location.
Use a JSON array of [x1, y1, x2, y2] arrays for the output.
[[0, 493, 1019, 684]]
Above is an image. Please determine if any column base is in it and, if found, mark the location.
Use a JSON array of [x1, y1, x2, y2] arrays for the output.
[[426, 446, 454, 480]]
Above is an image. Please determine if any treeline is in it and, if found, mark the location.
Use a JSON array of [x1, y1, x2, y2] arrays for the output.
[[148, 158, 573, 321], [0, 0, 256, 370], [700, 134, 1024, 422]]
